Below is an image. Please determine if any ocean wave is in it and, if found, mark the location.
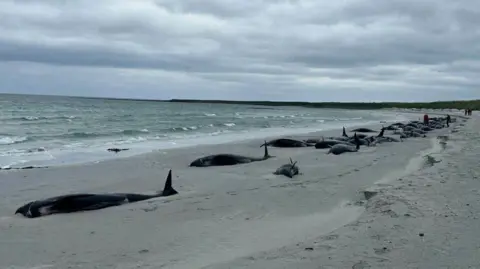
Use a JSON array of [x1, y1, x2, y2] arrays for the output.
[[58, 128, 151, 139], [169, 123, 236, 132], [0, 147, 46, 156], [0, 136, 29, 145], [5, 115, 77, 122], [122, 129, 149, 135], [66, 132, 99, 139], [334, 117, 364, 121], [171, 126, 200, 132]]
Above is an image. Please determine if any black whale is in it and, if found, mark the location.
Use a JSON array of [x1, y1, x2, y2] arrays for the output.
[[15, 170, 177, 218]]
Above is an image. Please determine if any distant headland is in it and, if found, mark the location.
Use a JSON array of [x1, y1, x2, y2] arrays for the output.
[[1, 93, 478, 110], [168, 99, 480, 110]]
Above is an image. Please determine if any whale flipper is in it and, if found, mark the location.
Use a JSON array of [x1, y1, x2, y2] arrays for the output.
[[161, 170, 178, 197]]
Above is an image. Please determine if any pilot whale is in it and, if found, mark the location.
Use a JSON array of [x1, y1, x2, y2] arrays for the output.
[[265, 138, 313, 147], [189, 141, 273, 167], [351, 127, 377, 133], [273, 158, 299, 178], [327, 133, 362, 155], [15, 170, 177, 218]]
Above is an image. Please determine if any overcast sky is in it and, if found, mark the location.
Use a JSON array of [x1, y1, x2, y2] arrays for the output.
[[0, 0, 479, 102]]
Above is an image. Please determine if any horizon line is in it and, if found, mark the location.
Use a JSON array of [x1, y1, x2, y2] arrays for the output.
[[1, 92, 479, 104]]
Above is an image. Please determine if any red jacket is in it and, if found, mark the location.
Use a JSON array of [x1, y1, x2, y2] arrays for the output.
[[424, 114, 429, 121]]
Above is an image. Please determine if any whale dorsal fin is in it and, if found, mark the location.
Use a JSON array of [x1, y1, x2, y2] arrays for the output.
[[342, 127, 348, 137], [354, 132, 361, 150], [161, 170, 178, 197], [377, 126, 385, 137]]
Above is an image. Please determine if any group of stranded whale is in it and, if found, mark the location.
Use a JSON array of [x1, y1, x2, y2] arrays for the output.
[[13, 115, 457, 219]]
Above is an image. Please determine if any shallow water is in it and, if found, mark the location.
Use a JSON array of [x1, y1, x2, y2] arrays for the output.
[[0, 94, 408, 168]]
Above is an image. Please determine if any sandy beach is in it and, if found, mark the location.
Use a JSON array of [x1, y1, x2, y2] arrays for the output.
[[0, 110, 475, 269]]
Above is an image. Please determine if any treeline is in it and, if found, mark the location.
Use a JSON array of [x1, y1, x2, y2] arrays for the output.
[[169, 99, 480, 110]]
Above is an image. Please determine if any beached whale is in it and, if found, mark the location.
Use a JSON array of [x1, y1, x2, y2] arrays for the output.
[[323, 127, 352, 142], [407, 131, 427, 138], [314, 138, 355, 149], [364, 127, 401, 144], [351, 127, 377, 133], [334, 126, 371, 146], [189, 141, 273, 167], [348, 136, 370, 146], [327, 133, 361, 155], [15, 170, 177, 219], [273, 158, 299, 178], [265, 138, 313, 147], [354, 133, 368, 139], [368, 128, 402, 145], [304, 138, 323, 144], [403, 126, 426, 134], [384, 124, 400, 131], [107, 148, 129, 153]]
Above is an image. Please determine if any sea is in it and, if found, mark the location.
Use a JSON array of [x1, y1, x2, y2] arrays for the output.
[[0, 94, 410, 168]]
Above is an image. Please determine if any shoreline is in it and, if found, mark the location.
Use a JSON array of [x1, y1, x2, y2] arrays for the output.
[[1, 107, 457, 170], [1, 111, 412, 170], [0, 111, 466, 269]]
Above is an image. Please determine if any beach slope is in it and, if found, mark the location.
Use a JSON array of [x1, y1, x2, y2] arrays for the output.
[[0, 112, 472, 269], [204, 115, 480, 268]]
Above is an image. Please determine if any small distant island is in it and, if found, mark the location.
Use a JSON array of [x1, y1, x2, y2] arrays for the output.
[[169, 99, 480, 110]]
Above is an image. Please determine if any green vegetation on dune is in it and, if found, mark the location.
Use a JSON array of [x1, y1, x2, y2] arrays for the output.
[[169, 99, 480, 110]]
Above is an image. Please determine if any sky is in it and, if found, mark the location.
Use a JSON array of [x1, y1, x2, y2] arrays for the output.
[[0, 0, 479, 102]]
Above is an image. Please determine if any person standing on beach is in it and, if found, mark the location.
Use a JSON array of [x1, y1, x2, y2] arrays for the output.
[[423, 113, 429, 125], [465, 109, 468, 116], [446, 114, 451, 127]]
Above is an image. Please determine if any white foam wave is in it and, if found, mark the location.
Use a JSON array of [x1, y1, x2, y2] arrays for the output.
[[23, 116, 39, 121], [0, 136, 28, 145]]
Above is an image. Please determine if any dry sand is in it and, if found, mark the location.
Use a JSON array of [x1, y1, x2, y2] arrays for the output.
[[0, 111, 475, 269]]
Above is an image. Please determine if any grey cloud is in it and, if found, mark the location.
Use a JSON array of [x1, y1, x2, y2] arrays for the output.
[[0, 0, 479, 101]]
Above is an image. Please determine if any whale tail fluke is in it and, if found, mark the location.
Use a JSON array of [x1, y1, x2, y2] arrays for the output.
[[289, 157, 298, 168], [260, 140, 274, 159], [161, 169, 178, 197]]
